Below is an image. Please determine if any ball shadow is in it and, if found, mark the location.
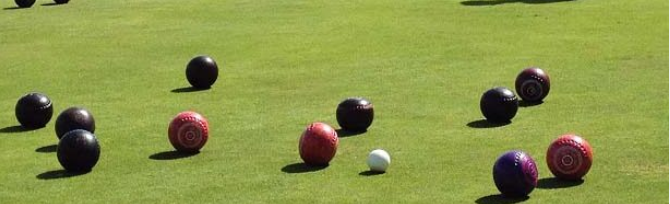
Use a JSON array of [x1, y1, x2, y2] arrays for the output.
[[519, 100, 543, 108], [171, 86, 209, 93], [475, 194, 529, 204], [35, 144, 58, 153], [3, 7, 29, 10], [149, 150, 199, 160], [358, 170, 385, 176], [281, 162, 327, 174], [536, 177, 584, 189], [0, 125, 39, 133], [466, 119, 510, 128], [36, 169, 88, 180], [41, 3, 62, 6], [461, 0, 574, 6], [335, 129, 366, 138]]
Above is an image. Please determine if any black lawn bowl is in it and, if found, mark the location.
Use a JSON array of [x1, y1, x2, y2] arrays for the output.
[[480, 87, 518, 123], [55, 107, 95, 139], [15, 0, 36, 8], [186, 56, 219, 89], [15, 92, 53, 128], [57, 129, 100, 172]]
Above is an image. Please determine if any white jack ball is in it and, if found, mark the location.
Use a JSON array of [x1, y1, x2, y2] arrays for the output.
[[367, 149, 391, 172]]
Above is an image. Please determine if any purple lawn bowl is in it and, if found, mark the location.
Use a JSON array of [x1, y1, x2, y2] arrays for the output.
[[493, 150, 538, 197]]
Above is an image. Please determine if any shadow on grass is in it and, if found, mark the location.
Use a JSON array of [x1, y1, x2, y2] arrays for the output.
[[171, 86, 209, 93], [41, 3, 62, 6], [149, 150, 199, 160], [537, 177, 584, 189], [3, 6, 29, 10], [467, 119, 510, 128], [519, 100, 543, 108], [35, 144, 58, 153], [461, 0, 574, 6], [0, 125, 39, 133], [475, 194, 529, 204], [281, 162, 327, 174], [335, 129, 366, 138], [36, 169, 88, 180], [359, 170, 385, 176]]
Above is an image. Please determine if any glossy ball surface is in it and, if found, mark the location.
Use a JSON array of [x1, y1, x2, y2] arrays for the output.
[[186, 56, 219, 89], [480, 87, 518, 123], [336, 97, 374, 132], [168, 111, 210, 153], [515, 68, 550, 102], [299, 122, 339, 165], [547, 134, 593, 180], [55, 107, 95, 139], [57, 129, 101, 172], [493, 150, 538, 197], [15, 92, 53, 128]]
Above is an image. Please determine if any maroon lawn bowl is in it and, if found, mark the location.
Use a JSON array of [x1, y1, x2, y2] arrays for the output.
[[515, 67, 550, 102], [168, 111, 210, 153], [299, 122, 339, 166], [336, 97, 374, 132], [546, 134, 593, 180]]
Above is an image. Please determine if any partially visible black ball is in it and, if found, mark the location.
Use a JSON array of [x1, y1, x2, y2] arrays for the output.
[[54, 0, 70, 4], [480, 87, 518, 123], [55, 107, 95, 139], [15, 0, 36, 8], [336, 97, 374, 132], [15, 92, 53, 128], [57, 129, 100, 172], [186, 56, 219, 89]]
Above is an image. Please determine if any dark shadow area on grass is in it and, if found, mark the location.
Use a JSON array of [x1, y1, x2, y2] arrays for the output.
[[281, 162, 327, 174], [171, 86, 209, 93], [36, 169, 88, 180], [519, 100, 543, 108], [0, 125, 38, 133], [35, 144, 58, 153], [3, 7, 29, 10], [149, 150, 199, 160], [335, 129, 366, 138], [537, 177, 584, 189], [467, 119, 510, 128], [475, 194, 529, 204], [461, 0, 574, 6], [359, 170, 385, 176], [41, 3, 62, 6]]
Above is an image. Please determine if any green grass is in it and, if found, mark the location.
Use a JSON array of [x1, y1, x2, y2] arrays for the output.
[[0, 0, 667, 203]]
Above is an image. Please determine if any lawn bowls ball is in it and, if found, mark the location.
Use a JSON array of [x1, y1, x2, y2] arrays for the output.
[[15, 92, 53, 128], [55, 107, 95, 139], [546, 134, 593, 180], [168, 111, 210, 153], [493, 150, 538, 197], [299, 122, 339, 166]]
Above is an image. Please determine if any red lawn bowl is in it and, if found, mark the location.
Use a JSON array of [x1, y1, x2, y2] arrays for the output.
[[546, 134, 593, 180], [168, 111, 210, 153], [299, 122, 339, 166]]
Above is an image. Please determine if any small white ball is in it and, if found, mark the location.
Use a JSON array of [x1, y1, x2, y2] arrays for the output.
[[367, 149, 391, 172]]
